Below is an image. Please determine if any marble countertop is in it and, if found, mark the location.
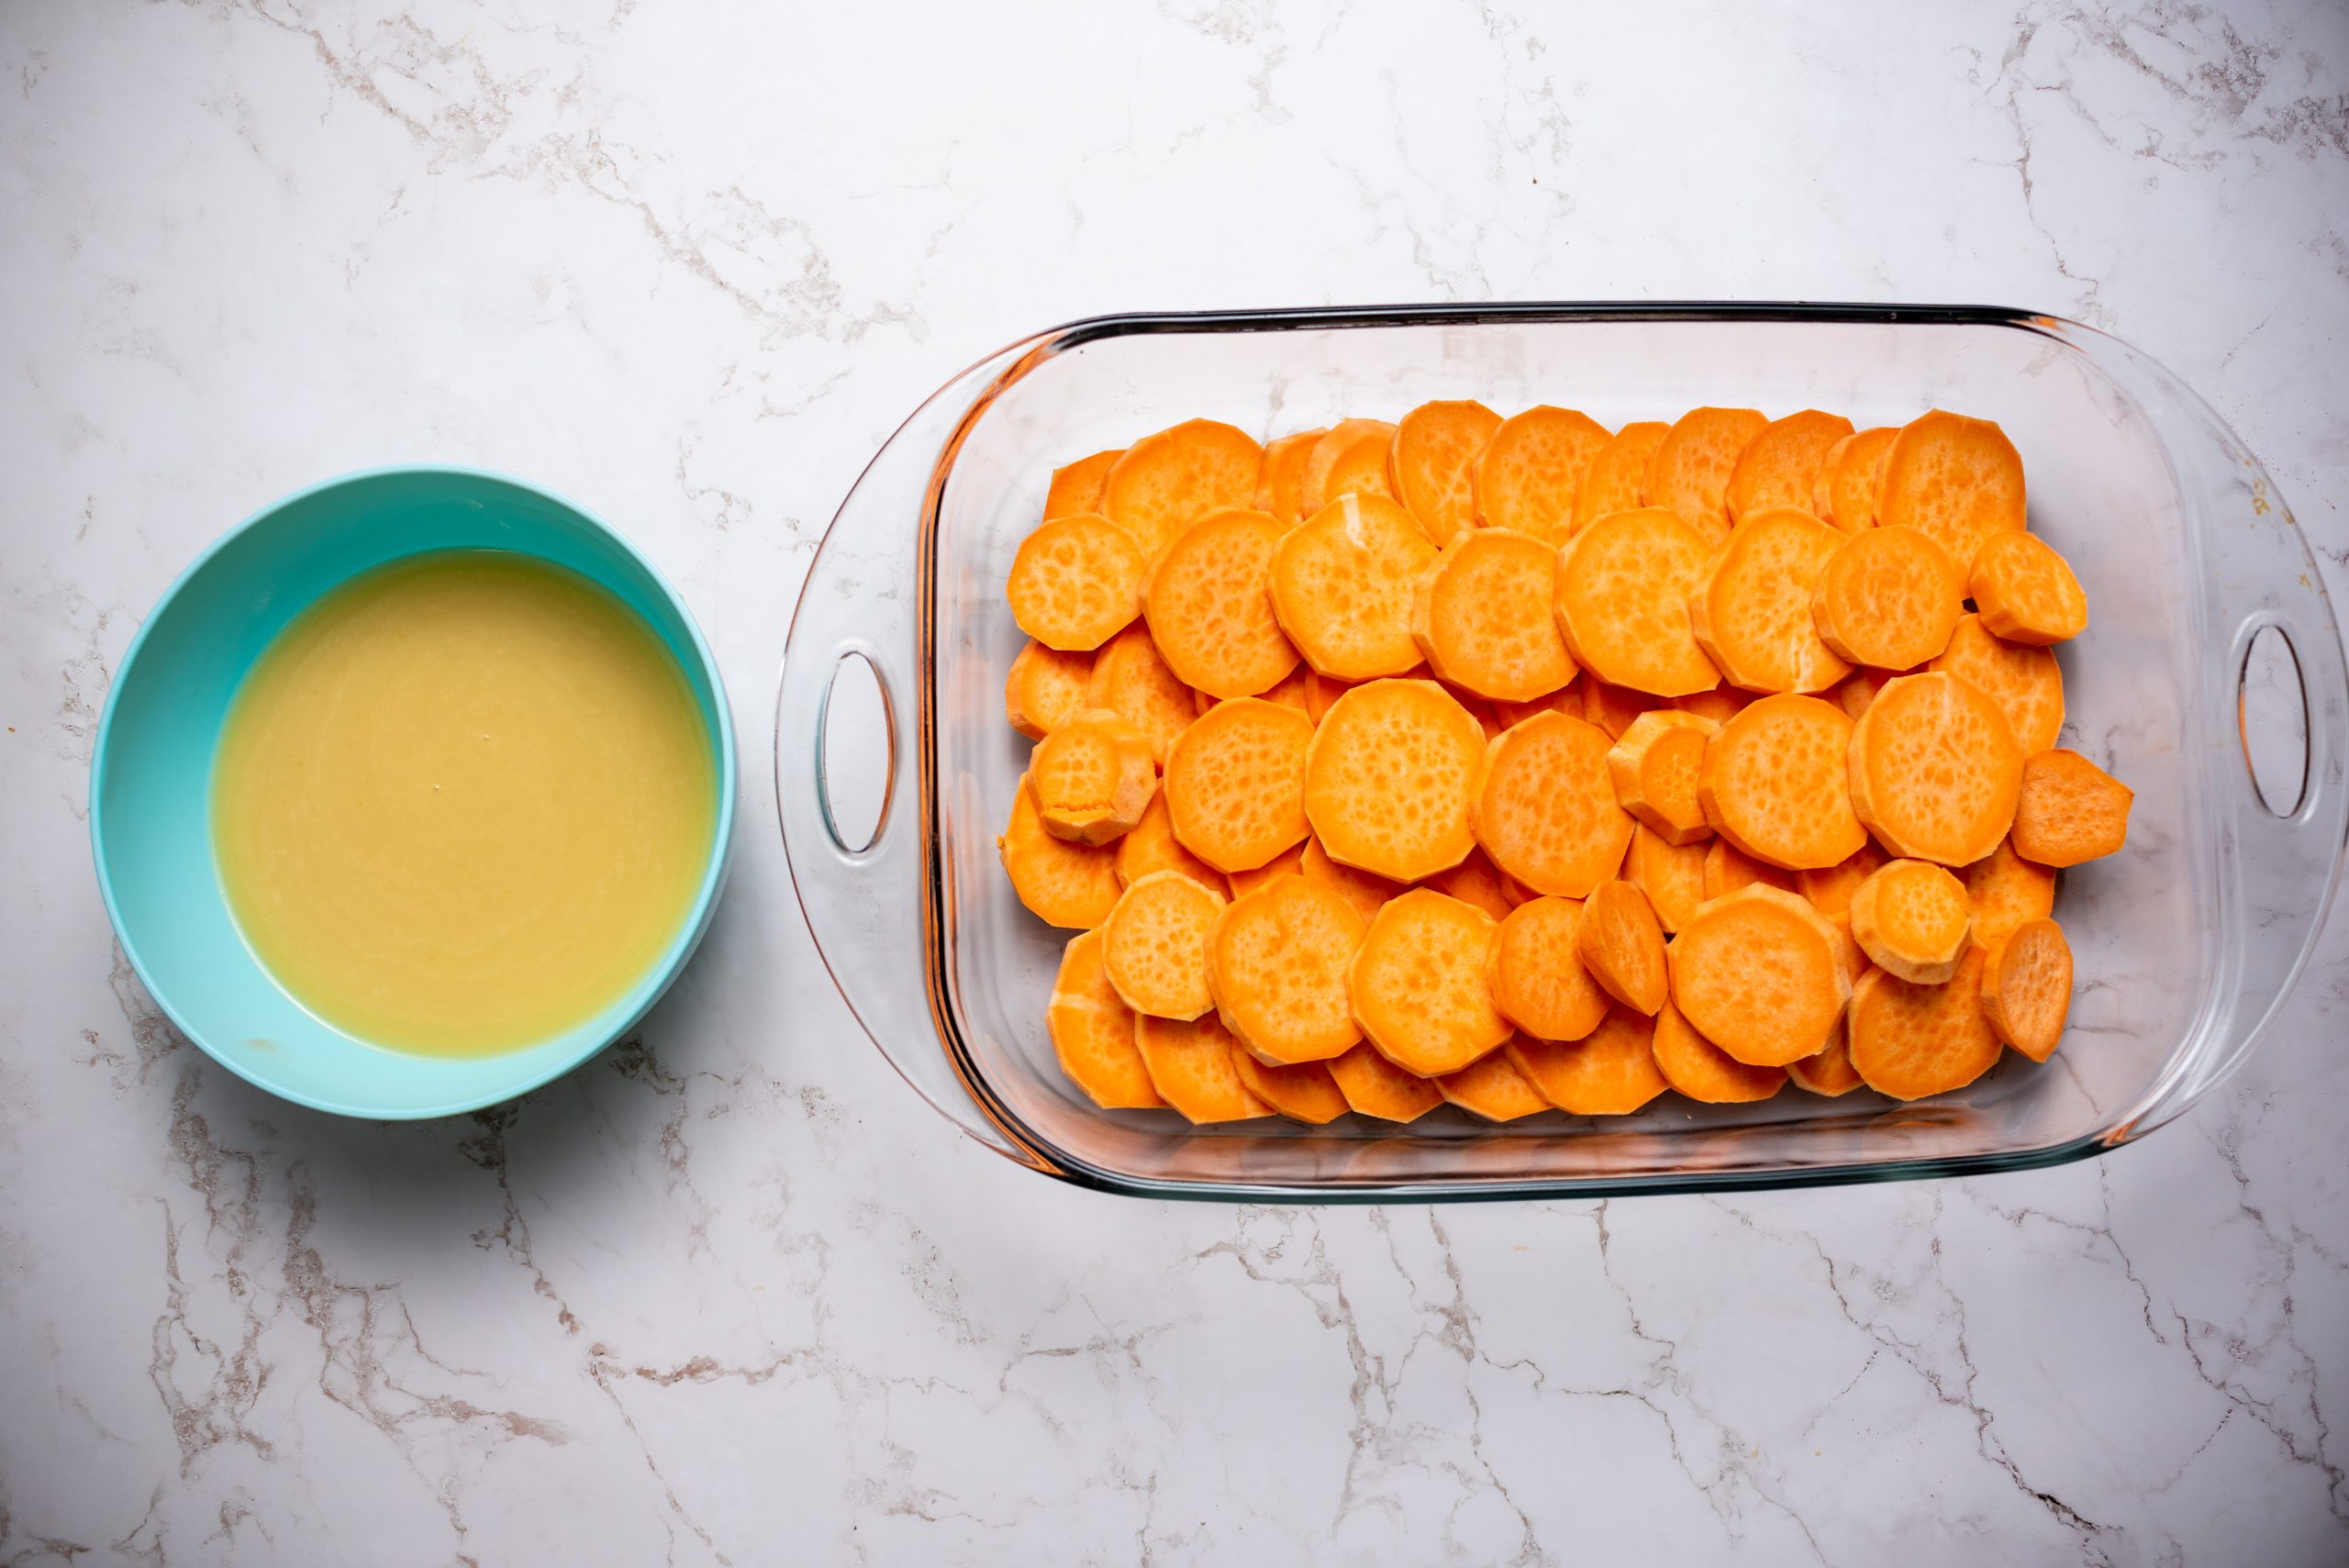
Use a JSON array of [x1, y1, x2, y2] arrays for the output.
[[6, 1, 2346, 1562]]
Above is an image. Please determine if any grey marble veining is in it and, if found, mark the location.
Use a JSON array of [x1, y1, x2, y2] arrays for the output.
[[3, 1, 2346, 1562]]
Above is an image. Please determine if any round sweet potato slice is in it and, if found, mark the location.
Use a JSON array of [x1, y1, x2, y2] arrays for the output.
[[1300, 835, 1404, 924], [1412, 528, 1579, 701], [1810, 426, 1897, 532], [1254, 428, 1330, 526], [1642, 406, 1768, 547], [1487, 895, 1610, 1042], [1810, 525, 1965, 672], [1795, 840, 1892, 919], [1208, 874, 1366, 1064], [1230, 1050, 1350, 1123], [1047, 929, 1166, 1110], [1667, 885, 1851, 1066], [1847, 946, 2002, 1101], [1475, 405, 1612, 543], [1508, 1005, 1668, 1115], [2009, 748, 2133, 867], [1473, 709, 1635, 897], [1696, 694, 1867, 871], [1785, 1024, 1865, 1097], [1000, 773, 1122, 929], [1390, 399, 1504, 545], [1726, 409, 1855, 524], [1116, 791, 1228, 895], [1142, 508, 1300, 699], [1703, 836, 1798, 901], [1305, 678, 1486, 882], [1030, 707, 1159, 845], [1689, 506, 1852, 695], [1435, 1049, 1550, 1121], [1553, 506, 1725, 697], [1577, 879, 1668, 1015], [1044, 448, 1124, 522], [1874, 410, 2026, 568], [1133, 1012, 1275, 1123], [1978, 917, 2073, 1062], [1005, 640, 1094, 740], [1348, 888, 1510, 1076], [1102, 418, 1264, 559], [1326, 1042, 1442, 1122], [1651, 1000, 1787, 1103], [1573, 420, 1671, 532], [1085, 623, 1199, 765], [1848, 859, 1973, 984], [1607, 709, 1719, 846], [1300, 418, 1398, 514], [1960, 835, 2058, 941], [1931, 614, 2065, 754], [1625, 824, 1709, 934], [1968, 530, 2087, 645], [1271, 493, 1441, 681], [1007, 514, 1147, 651], [1164, 696, 1314, 873], [1102, 871, 1227, 1020], [1847, 673, 2025, 866]]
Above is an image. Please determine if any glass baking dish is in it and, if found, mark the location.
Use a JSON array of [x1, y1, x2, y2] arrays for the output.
[[775, 303, 2348, 1202]]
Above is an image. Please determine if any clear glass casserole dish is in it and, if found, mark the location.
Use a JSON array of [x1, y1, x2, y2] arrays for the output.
[[776, 303, 2348, 1202]]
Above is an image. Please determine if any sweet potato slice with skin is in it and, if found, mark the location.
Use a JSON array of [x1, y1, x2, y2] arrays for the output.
[[1582, 678, 1668, 740], [1667, 885, 1852, 1067], [1085, 623, 1198, 765], [1608, 709, 1719, 846], [1435, 1050, 1550, 1121], [1412, 528, 1579, 701], [1305, 679, 1486, 882], [1508, 1006, 1668, 1115], [1785, 1024, 1865, 1096], [1811, 426, 1897, 532], [1968, 530, 2087, 646], [1208, 873, 1366, 1064], [1848, 946, 2002, 1101], [1133, 1012, 1274, 1122], [1117, 792, 1227, 895], [1674, 685, 1753, 726], [1102, 871, 1226, 1020], [1931, 614, 2065, 754], [1254, 428, 1329, 526], [1005, 640, 1094, 740], [1651, 999, 1787, 1103], [1810, 525, 1965, 672], [1698, 694, 1867, 871], [1300, 835, 1403, 923], [1690, 506, 1853, 695], [1475, 406, 1612, 544], [1008, 514, 1147, 651], [1048, 929, 1166, 1109], [1000, 773, 1122, 929], [1473, 709, 1635, 897], [1554, 506, 1725, 697], [1349, 889, 1510, 1075], [1573, 420, 1672, 533], [1727, 410, 1855, 525], [1487, 895, 1610, 1042], [1391, 399, 1504, 546], [1143, 508, 1300, 699], [1231, 1050, 1350, 1123], [1223, 840, 1307, 897], [1577, 879, 1669, 1015], [1874, 410, 2026, 568], [1300, 418, 1397, 514], [1030, 707, 1159, 844], [1979, 917, 2073, 1062], [1626, 824, 1709, 933], [1830, 666, 1897, 723], [2010, 749, 2133, 867], [1961, 836, 2057, 942], [1272, 494, 1441, 681], [1848, 859, 1973, 984], [1848, 673, 2025, 866], [1044, 448, 1124, 521], [1703, 836, 1798, 901], [1103, 418, 1264, 560], [1642, 406, 1768, 547], [1424, 845, 1523, 921], [1164, 697, 1314, 873], [1797, 840, 1892, 918], [1326, 1041, 1442, 1122]]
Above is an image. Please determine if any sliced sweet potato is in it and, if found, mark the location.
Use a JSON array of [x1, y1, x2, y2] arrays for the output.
[[1231, 1050, 1350, 1123], [1810, 426, 1897, 532], [1300, 835, 1404, 923], [1874, 410, 2026, 568], [1326, 1042, 1443, 1122], [1436, 1050, 1550, 1121], [1642, 406, 1768, 547], [1848, 859, 1973, 984], [1412, 528, 1579, 701], [1475, 405, 1612, 544], [1044, 448, 1124, 521], [1810, 525, 1965, 672], [1702, 836, 1798, 901], [1208, 663, 1311, 718], [1697, 694, 1866, 871], [1208, 873, 1365, 1064], [1493, 684, 1581, 730], [1085, 623, 1199, 765], [1582, 678, 1668, 740], [1674, 685, 1753, 726], [1577, 879, 1669, 1015], [1625, 824, 1709, 934], [1163, 696, 1315, 873], [1133, 1012, 1275, 1122], [1486, 895, 1609, 1041], [1726, 410, 1855, 524], [1223, 840, 1308, 897], [1030, 706, 1159, 844], [1572, 420, 1672, 533], [1968, 530, 2087, 646], [1930, 614, 2065, 753], [1785, 1024, 1865, 1096], [1472, 709, 1635, 897], [1254, 428, 1330, 526], [1143, 508, 1300, 699], [1796, 840, 1892, 918], [1424, 845, 1524, 921], [1554, 506, 1725, 697], [1348, 888, 1510, 1075], [1607, 709, 1719, 846], [1390, 399, 1504, 545], [1689, 506, 1852, 695], [1847, 946, 2002, 1101], [1116, 792, 1228, 895], [1005, 640, 1094, 740], [1305, 678, 1486, 882], [1299, 418, 1397, 513], [1102, 870, 1227, 1020], [1651, 1000, 1787, 1103], [1271, 494, 1441, 680], [1102, 418, 1264, 560], [1825, 911, 1868, 985], [1508, 1006, 1668, 1114], [1047, 929, 1166, 1109], [2009, 749, 2133, 867], [1666, 884, 1851, 1066], [1007, 514, 1147, 651], [1978, 917, 2073, 1062], [1000, 773, 1122, 928], [1848, 672, 2024, 866], [1830, 666, 1897, 722], [1961, 836, 2057, 942]]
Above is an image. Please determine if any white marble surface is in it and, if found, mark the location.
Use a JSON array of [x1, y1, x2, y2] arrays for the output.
[[4, 1, 2346, 1562]]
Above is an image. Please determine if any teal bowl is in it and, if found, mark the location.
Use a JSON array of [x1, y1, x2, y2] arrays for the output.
[[89, 467, 738, 1119]]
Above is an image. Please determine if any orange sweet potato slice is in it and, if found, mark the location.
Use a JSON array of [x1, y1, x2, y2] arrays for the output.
[[1005, 640, 1094, 740], [1208, 873, 1366, 1064], [1007, 514, 1147, 651], [1163, 696, 1314, 873], [1424, 846, 1524, 921], [1642, 406, 1768, 547], [1231, 1050, 1350, 1123], [1047, 929, 1166, 1109], [1142, 507, 1300, 699], [1810, 525, 1965, 672], [1667, 885, 1851, 1066], [1848, 859, 1973, 984], [1326, 1041, 1443, 1122], [1572, 420, 1672, 532], [1133, 1011, 1275, 1122], [1577, 879, 1668, 1015], [1810, 426, 1897, 532], [1305, 678, 1486, 882], [1702, 836, 1798, 901], [1968, 530, 2087, 645], [1271, 494, 1441, 680], [1847, 946, 2002, 1101], [1085, 623, 1199, 764], [1000, 773, 1122, 928], [1960, 836, 2057, 941], [1390, 399, 1504, 545], [1607, 709, 1719, 846], [1412, 528, 1579, 701], [1254, 428, 1330, 526], [1626, 824, 1709, 934], [1475, 406, 1612, 544], [1030, 706, 1159, 844], [1553, 506, 1725, 697], [1874, 410, 2026, 568], [1978, 917, 2073, 1062], [1674, 685, 1753, 726], [1223, 840, 1308, 897], [1796, 840, 1892, 918], [1473, 709, 1635, 897], [1102, 418, 1265, 560], [1651, 1000, 1787, 1103], [1581, 678, 1668, 740], [1116, 791, 1228, 895], [1697, 694, 1866, 871], [1689, 506, 1852, 694], [1299, 418, 1397, 513], [1486, 895, 1610, 1042], [1508, 1006, 1668, 1115], [1492, 684, 1580, 730], [1930, 614, 2065, 753], [2009, 749, 2133, 867], [1348, 888, 1511, 1075], [1101, 870, 1227, 1020], [1726, 409, 1855, 524], [1044, 448, 1124, 521], [1784, 1025, 1865, 1096], [1830, 666, 1897, 722], [1300, 835, 1404, 923], [1435, 1050, 1550, 1121], [1848, 672, 2024, 866]]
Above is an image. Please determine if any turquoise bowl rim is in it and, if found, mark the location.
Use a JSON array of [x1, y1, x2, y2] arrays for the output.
[[87, 463, 740, 1121]]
